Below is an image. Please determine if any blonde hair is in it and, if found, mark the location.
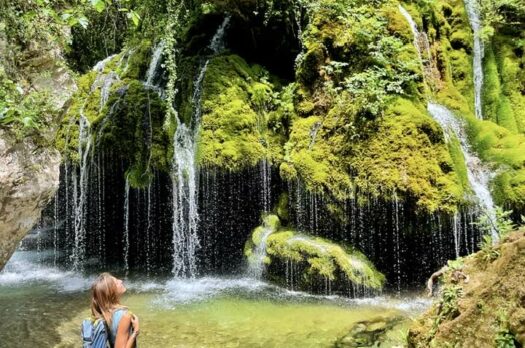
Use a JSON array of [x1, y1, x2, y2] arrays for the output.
[[90, 272, 125, 325]]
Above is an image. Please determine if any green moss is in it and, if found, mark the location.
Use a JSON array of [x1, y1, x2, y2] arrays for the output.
[[55, 51, 170, 188], [119, 40, 153, 80], [267, 231, 384, 289], [447, 135, 470, 194], [492, 35, 525, 134], [245, 215, 385, 290], [492, 170, 525, 209], [350, 98, 464, 212], [483, 43, 502, 124], [483, 40, 521, 133], [198, 54, 287, 170], [275, 193, 289, 222]]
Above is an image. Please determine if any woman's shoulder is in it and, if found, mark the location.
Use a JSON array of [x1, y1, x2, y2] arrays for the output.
[[111, 307, 130, 325]]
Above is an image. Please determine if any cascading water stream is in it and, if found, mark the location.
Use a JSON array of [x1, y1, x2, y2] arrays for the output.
[[464, 0, 485, 120], [398, 5, 430, 62], [427, 103, 497, 239], [399, 6, 497, 240], [247, 226, 274, 279], [392, 190, 401, 293], [123, 177, 130, 273], [260, 159, 271, 213], [145, 41, 165, 87], [398, 5, 436, 89], [171, 17, 230, 278], [72, 110, 92, 271]]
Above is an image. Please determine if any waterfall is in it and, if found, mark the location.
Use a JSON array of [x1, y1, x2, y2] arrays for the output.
[[398, 5, 437, 88], [145, 42, 165, 86], [98, 72, 119, 110], [398, 5, 430, 61], [247, 226, 274, 279], [392, 190, 401, 293], [259, 159, 271, 212], [464, 0, 485, 120], [93, 54, 115, 72], [72, 110, 93, 271], [453, 212, 461, 257], [145, 183, 152, 275], [53, 191, 59, 267], [171, 17, 230, 278], [399, 6, 497, 239], [427, 103, 497, 239], [208, 17, 230, 54], [123, 177, 130, 273]]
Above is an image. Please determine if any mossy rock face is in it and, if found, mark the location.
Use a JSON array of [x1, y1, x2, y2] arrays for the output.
[[280, 97, 465, 212], [54, 0, 525, 216], [483, 35, 525, 134], [245, 215, 385, 291], [198, 54, 292, 170], [198, 55, 268, 170], [55, 46, 171, 188], [277, 0, 470, 213]]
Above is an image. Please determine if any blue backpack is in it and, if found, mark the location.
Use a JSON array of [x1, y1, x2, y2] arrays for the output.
[[81, 318, 111, 348]]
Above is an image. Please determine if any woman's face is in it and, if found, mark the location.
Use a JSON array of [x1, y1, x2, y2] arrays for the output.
[[114, 277, 127, 295]]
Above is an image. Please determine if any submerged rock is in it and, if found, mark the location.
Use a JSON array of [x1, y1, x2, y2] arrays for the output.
[[335, 315, 405, 348]]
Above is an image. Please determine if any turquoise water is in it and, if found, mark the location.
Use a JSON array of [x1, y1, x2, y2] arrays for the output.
[[0, 251, 429, 347]]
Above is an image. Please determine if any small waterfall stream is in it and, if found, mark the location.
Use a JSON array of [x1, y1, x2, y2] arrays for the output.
[[427, 103, 497, 238], [247, 226, 274, 279], [171, 17, 230, 278], [72, 111, 92, 270], [145, 41, 165, 87], [123, 177, 130, 273], [464, 0, 485, 120], [398, 4, 497, 239]]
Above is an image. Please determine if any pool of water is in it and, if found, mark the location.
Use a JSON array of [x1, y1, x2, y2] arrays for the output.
[[0, 252, 430, 347]]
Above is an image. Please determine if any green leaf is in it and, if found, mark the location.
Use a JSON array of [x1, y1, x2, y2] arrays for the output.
[[78, 16, 89, 29], [91, 0, 106, 12], [128, 10, 141, 27]]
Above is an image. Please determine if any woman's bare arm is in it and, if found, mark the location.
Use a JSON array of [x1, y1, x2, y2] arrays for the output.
[[114, 313, 138, 348]]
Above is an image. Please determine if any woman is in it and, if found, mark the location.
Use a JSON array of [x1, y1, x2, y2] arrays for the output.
[[90, 272, 140, 348]]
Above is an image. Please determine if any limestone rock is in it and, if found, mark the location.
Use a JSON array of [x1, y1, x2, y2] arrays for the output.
[[0, 131, 61, 269]]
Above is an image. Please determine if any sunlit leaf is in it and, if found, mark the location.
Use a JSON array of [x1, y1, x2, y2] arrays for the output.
[[91, 0, 106, 12], [78, 16, 89, 29]]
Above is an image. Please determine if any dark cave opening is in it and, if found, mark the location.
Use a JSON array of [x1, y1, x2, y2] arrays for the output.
[[184, 11, 302, 81]]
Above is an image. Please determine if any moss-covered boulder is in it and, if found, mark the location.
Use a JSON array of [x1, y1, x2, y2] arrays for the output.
[[245, 214, 385, 292]]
